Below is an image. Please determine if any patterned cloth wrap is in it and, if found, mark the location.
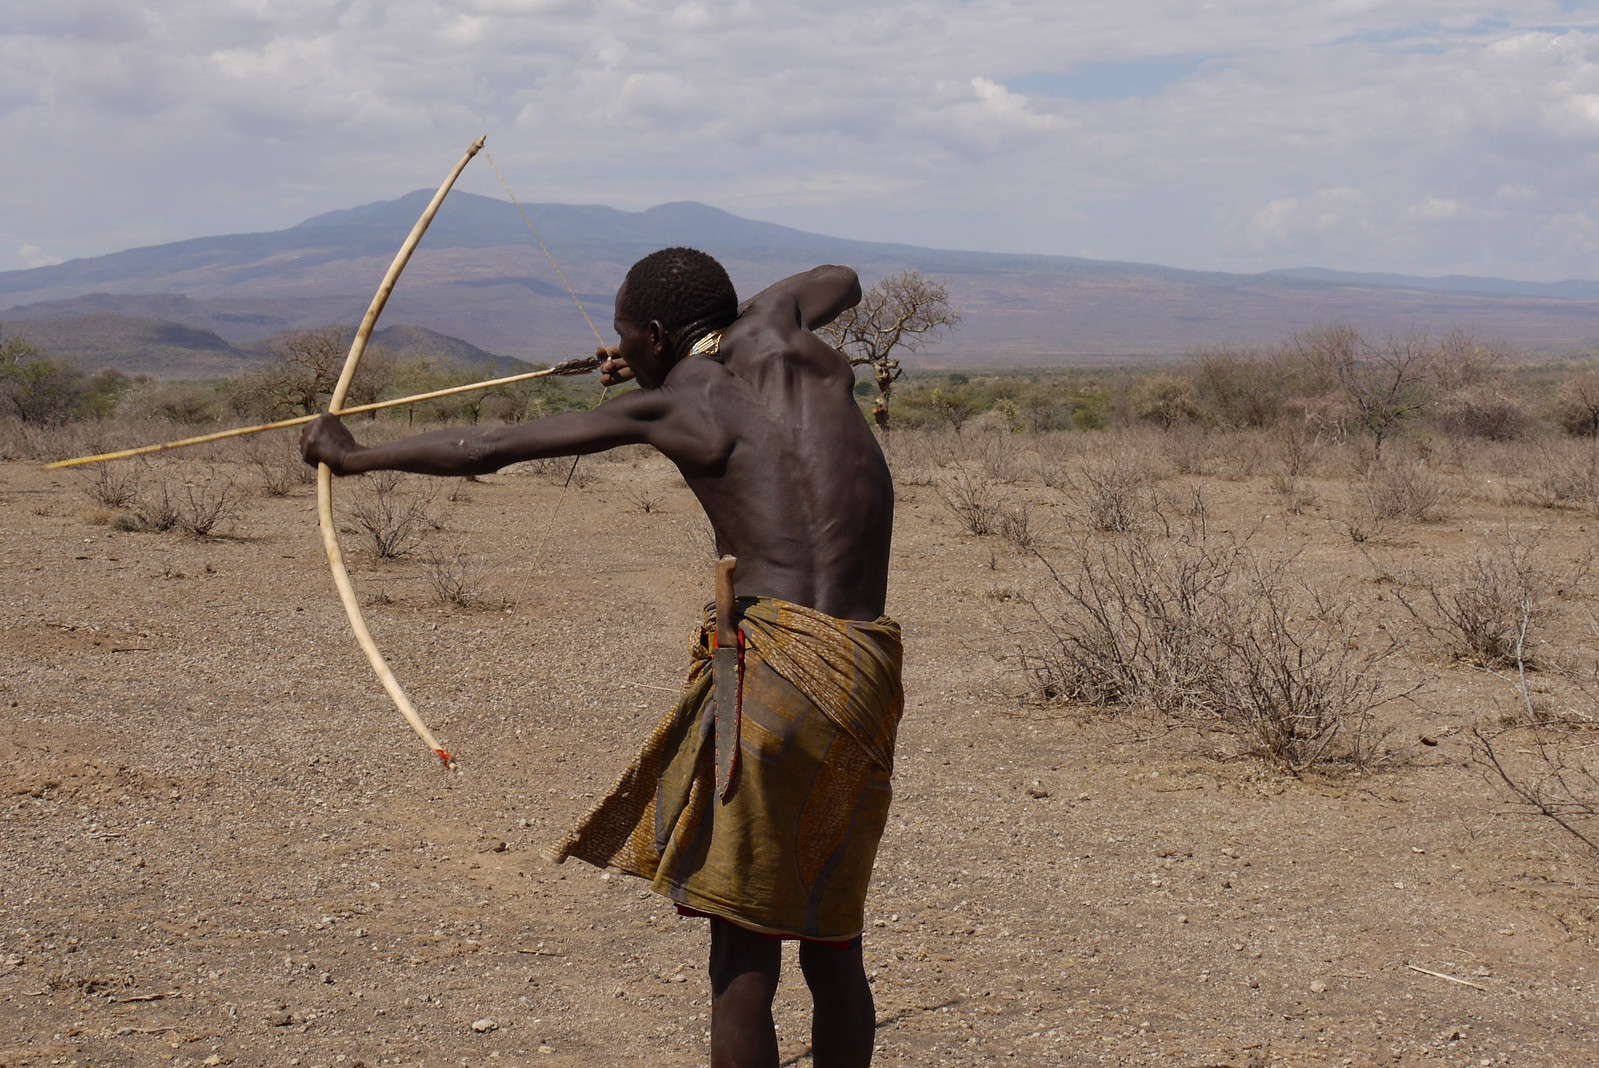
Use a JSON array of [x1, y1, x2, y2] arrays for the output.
[[548, 597, 904, 941]]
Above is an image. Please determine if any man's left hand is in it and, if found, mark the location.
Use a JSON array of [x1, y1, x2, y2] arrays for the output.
[[300, 414, 360, 475]]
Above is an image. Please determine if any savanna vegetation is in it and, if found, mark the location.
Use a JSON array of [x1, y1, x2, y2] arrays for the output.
[[4, 317, 1599, 873]]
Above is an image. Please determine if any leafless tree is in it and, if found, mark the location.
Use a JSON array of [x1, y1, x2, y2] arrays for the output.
[[1292, 325, 1434, 459], [1557, 370, 1599, 439], [819, 270, 960, 429], [1429, 328, 1507, 394], [251, 327, 394, 417]]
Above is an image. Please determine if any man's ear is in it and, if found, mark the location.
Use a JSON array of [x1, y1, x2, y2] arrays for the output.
[[646, 319, 669, 356]]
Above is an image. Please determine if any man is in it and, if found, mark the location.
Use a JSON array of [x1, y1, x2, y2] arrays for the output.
[[301, 248, 902, 1068]]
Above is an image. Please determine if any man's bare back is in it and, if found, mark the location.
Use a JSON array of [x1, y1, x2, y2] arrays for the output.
[[301, 251, 894, 1068], [301, 264, 891, 622]]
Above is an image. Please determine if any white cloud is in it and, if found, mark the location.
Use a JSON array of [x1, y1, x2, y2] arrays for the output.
[[17, 245, 62, 268], [1407, 196, 1469, 222], [4, 2, 1599, 279], [1248, 188, 1370, 247]]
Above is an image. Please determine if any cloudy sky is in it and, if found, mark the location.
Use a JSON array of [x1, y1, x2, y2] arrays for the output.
[[5, 1, 1599, 281]]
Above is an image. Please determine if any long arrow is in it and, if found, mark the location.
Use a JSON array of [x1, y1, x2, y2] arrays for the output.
[[40, 353, 603, 470]]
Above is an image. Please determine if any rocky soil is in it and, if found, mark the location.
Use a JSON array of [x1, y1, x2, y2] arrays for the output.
[[1, 437, 1596, 1067]]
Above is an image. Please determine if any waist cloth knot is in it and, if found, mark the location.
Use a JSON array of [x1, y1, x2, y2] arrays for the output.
[[547, 597, 904, 941]]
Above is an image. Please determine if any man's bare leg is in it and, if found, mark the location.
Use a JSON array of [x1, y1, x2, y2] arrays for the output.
[[709, 920, 781, 1068], [799, 938, 875, 1068]]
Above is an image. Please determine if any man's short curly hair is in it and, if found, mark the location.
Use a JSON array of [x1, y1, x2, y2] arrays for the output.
[[619, 248, 738, 347]]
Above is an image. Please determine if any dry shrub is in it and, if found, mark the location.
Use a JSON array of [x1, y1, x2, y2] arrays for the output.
[[1218, 584, 1398, 771], [881, 433, 936, 488], [176, 477, 243, 537], [966, 430, 1024, 485], [244, 434, 314, 497], [1159, 425, 1220, 477], [1055, 450, 1160, 533], [1268, 472, 1316, 515], [1475, 726, 1599, 862], [1018, 515, 1244, 714], [514, 455, 594, 488], [80, 462, 140, 508], [1015, 512, 1402, 771], [0, 421, 100, 464], [623, 483, 666, 514], [687, 513, 720, 563], [934, 470, 999, 535], [1271, 419, 1325, 478], [1361, 454, 1450, 523], [423, 539, 493, 609], [885, 428, 965, 488], [114, 483, 180, 533], [997, 501, 1035, 552], [1434, 386, 1529, 441], [1394, 529, 1551, 668], [1221, 429, 1275, 480], [1525, 438, 1599, 512], [346, 471, 438, 559]]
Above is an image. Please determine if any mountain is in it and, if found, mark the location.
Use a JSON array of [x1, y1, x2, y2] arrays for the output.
[[366, 324, 527, 373], [4, 312, 531, 379], [5, 192, 1599, 373], [8, 315, 253, 378], [1266, 267, 1599, 302]]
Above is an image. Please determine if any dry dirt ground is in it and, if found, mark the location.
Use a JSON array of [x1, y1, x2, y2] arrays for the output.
[[1, 431, 1597, 1068]]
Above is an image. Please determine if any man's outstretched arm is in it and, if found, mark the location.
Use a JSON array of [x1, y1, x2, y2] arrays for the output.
[[301, 389, 682, 478], [738, 265, 860, 331]]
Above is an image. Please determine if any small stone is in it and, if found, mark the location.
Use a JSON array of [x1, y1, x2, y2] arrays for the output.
[[1176, 914, 1189, 924], [669, 972, 687, 983], [538, 1046, 554, 1055], [1025, 781, 1049, 799], [1309, 979, 1328, 994], [203, 1056, 223, 1066], [265, 1011, 293, 1027], [472, 1018, 498, 1033]]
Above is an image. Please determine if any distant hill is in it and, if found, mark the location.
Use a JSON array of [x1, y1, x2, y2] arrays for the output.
[[365, 324, 528, 374], [9, 315, 253, 378], [1266, 267, 1599, 302], [4, 192, 1599, 365], [5, 312, 531, 379]]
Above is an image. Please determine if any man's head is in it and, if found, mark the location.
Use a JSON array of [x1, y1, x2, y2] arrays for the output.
[[610, 248, 737, 389], [618, 247, 737, 340]]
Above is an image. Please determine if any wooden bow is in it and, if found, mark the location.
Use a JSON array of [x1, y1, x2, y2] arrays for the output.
[[317, 135, 486, 770]]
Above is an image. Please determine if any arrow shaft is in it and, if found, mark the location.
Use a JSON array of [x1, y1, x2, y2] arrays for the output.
[[40, 355, 603, 470]]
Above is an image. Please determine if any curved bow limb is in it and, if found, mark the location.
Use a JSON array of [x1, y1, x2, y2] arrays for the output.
[[318, 134, 486, 771]]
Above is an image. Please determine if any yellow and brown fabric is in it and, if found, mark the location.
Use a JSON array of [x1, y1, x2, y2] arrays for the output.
[[548, 597, 904, 941]]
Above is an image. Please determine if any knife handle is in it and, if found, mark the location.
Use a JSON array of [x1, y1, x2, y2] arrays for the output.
[[714, 555, 737, 648]]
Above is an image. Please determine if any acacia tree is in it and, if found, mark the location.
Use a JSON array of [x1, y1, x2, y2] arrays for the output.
[[249, 327, 394, 418], [0, 325, 88, 426], [819, 269, 960, 429]]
